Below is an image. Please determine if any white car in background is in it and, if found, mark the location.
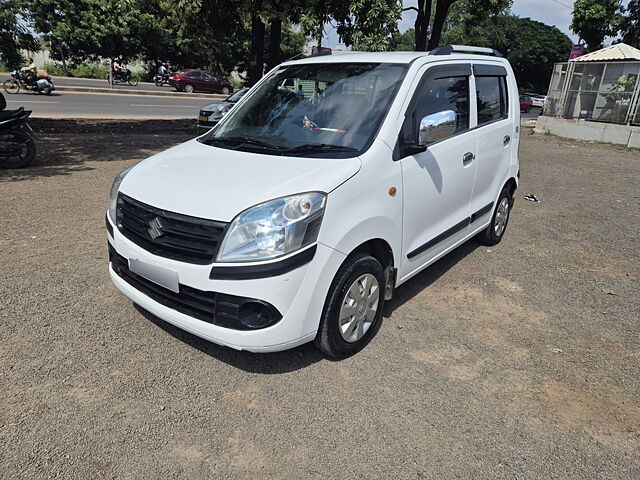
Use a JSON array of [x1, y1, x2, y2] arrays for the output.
[[525, 93, 546, 108], [107, 45, 520, 358]]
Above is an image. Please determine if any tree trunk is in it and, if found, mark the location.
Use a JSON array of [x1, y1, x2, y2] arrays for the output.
[[267, 19, 282, 70], [248, 14, 266, 86], [427, 0, 457, 51], [58, 43, 69, 76], [414, 0, 431, 51]]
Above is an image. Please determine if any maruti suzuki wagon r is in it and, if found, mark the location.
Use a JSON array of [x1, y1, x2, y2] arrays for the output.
[[107, 45, 520, 358]]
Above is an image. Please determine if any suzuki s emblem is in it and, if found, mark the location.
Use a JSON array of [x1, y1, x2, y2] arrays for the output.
[[147, 217, 165, 240]]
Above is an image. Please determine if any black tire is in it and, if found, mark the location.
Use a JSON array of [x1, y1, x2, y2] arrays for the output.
[[525, 107, 531, 113], [155, 77, 163, 87], [314, 252, 385, 359], [477, 187, 513, 246], [0, 130, 36, 168], [3, 79, 20, 94], [221, 86, 231, 95], [184, 83, 194, 93], [44, 86, 52, 95], [128, 75, 138, 87]]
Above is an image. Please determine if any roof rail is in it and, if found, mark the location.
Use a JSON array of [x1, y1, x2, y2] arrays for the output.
[[429, 45, 503, 58]]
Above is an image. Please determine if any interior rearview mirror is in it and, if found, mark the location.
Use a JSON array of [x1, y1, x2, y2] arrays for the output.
[[418, 110, 457, 146]]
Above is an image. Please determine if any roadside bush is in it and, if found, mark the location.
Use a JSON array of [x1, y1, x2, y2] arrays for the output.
[[228, 77, 245, 90], [42, 61, 109, 79]]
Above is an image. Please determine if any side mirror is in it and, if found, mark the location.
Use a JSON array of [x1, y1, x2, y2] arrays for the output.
[[418, 110, 457, 146]]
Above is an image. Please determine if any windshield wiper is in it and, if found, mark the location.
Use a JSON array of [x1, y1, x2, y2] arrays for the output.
[[283, 143, 359, 154], [201, 136, 283, 151]]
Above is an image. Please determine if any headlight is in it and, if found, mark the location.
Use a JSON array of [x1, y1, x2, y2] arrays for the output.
[[108, 166, 133, 223], [216, 104, 232, 116], [217, 192, 326, 262]]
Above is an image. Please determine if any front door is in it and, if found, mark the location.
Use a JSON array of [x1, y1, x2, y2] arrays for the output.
[[399, 66, 478, 281]]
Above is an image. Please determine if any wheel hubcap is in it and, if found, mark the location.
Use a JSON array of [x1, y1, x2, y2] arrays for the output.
[[494, 197, 510, 236], [339, 273, 379, 343]]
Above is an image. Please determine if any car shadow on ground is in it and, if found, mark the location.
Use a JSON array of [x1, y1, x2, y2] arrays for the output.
[[384, 240, 480, 317], [134, 304, 325, 374], [133, 239, 481, 373]]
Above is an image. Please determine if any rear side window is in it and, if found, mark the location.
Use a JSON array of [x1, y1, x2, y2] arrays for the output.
[[416, 76, 469, 134], [476, 76, 508, 125], [188, 71, 202, 78]]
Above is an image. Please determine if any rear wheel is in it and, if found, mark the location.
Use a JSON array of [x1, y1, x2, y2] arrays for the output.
[[155, 77, 163, 87], [3, 79, 20, 94], [477, 187, 513, 246], [314, 253, 385, 358], [0, 130, 36, 168], [184, 83, 194, 93], [128, 75, 138, 87]]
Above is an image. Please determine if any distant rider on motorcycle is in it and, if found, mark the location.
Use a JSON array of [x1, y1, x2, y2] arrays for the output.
[[20, 58, 37, 84]]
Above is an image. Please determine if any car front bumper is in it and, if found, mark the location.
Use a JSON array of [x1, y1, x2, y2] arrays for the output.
[[107, 213, 345, 352]]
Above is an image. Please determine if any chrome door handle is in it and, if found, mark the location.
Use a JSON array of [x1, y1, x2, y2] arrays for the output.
[[463, 152, 475, 164], [503, 135, 511, 146]]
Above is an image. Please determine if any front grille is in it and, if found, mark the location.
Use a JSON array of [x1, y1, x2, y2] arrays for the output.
[[109, 245, 281, 330], [116, 193, 227, 265], [199, 110, 213, 117]]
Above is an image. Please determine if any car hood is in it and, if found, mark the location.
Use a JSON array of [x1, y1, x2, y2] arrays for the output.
[[119, 138, 361, 222]]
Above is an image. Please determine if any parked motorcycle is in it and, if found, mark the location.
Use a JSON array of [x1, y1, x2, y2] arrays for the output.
[[0, 104, 37, 168], [153, 73, 170, 86], [108, 69, 139, 87], [3, 70, 55, 95]]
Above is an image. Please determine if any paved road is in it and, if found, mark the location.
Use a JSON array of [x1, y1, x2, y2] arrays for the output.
[[4, 91, 219, 119]]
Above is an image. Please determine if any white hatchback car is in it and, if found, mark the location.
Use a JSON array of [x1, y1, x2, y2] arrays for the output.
[[107, 45, 520, 358]]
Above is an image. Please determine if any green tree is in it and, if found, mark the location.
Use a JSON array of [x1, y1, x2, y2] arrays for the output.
[[619, 0, 640, 47], [301, 0, 402, 52], [403, 0, 511, 51], [571, 0, 621, 51], [0, 0, 38, 69], [388, 28, 417, 50]]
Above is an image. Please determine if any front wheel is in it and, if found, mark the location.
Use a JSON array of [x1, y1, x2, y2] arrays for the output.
[[128, 75, 138, 87], [3, 79, 20, 94], [221, 86, 231, 95], [477, 187, 513, 246], [154, 77, 163, 87], [314, 253, 385, 358], [0, 129, 36, 168]]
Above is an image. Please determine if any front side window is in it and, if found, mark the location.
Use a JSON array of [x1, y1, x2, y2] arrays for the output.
[[199, 63, 407, 157], [416, 76, 469, 134], [476, 76, 508, 125], [188, 71, 202, 78]]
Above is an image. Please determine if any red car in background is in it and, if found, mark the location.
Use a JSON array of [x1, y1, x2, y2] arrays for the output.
[[519, 95, 533, 113], [169, 69, 234, 94]]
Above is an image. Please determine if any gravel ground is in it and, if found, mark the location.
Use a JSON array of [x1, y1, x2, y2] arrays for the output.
[[1, 122, 639, 479]]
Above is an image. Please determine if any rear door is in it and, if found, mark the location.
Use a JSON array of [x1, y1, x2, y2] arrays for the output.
[[468, 63, 514, 225], [203, 73, 218, 92], [188, 71, 204, 90], [398, 63, 478, 281]]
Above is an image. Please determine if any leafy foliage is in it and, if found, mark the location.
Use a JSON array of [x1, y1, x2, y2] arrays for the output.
[[619, 0, 640, 47], [0, 0, 38, 69], [570, 0, 621, 51]]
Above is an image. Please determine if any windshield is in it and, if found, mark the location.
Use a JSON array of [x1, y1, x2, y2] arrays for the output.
[[199, 63, 407, 157]]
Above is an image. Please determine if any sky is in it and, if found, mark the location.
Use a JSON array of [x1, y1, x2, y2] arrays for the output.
[[323, 0, 631, 47]]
